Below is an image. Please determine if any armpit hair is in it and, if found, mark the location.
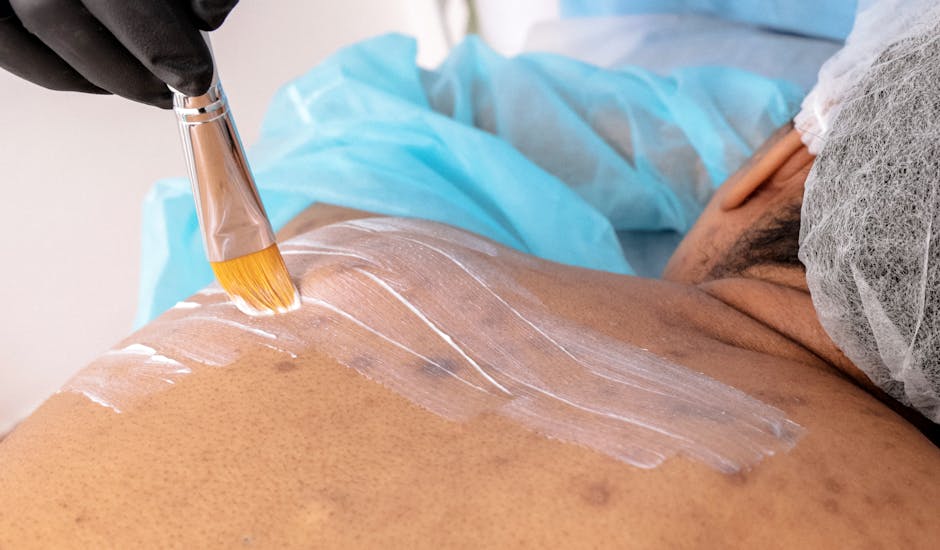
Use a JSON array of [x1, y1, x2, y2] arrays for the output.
[[709, 203, 804, 280]]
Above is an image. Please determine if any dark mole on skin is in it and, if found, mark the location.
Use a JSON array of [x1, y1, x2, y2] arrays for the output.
[[274, 361, 296, 373], [823, 477, 844, 495], [597, 384, 620, 400], [725, 470, 749, 486], [420, 357, 460, 378], [822, 498, 840, 515], [581, 481, 613, 507]]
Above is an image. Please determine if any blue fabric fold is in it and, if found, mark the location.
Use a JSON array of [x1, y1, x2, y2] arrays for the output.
[[560, 0, 857, 41], [136, 34, 801, 325]]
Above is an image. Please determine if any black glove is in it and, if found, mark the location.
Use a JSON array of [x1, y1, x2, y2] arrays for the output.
[[0, 0, 238, 108]]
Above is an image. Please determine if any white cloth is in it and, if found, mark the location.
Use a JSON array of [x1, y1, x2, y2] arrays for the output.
[[524, 13, 841, 91]]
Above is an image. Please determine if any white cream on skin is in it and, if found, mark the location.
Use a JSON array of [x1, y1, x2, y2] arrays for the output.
[[64, 345, 191, 413], [62, 218, 804, 473]]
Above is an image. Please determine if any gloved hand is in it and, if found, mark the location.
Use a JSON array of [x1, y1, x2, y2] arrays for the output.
[[0, 0, 238, 108]]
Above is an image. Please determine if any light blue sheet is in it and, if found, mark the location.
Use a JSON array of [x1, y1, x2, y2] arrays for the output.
[[560, 0, 858, 41], [135, 33, 801, 325]]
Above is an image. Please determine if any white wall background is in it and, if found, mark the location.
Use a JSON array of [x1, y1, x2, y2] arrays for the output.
[[0, 0, 455, 434]]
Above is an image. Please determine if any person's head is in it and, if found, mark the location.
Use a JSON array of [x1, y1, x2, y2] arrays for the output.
[[799, 24, 940, 424], [665, 21, 940, 425]]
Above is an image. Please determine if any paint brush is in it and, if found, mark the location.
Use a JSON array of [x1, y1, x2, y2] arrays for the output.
[[171, 36, 299, 316]]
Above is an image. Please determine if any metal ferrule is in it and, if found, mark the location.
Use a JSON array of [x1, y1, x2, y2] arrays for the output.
[[172, 74, 275, 263]]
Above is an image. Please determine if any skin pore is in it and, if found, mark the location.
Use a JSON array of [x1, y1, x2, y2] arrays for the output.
[[0, 126, 938, 547]]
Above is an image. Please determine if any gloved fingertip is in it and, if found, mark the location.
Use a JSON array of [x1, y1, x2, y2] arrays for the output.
[[171, 70, 213, 97], [196, 13, 225, 31], [191, 0, 239, 31], [157, 53, 214, 97]]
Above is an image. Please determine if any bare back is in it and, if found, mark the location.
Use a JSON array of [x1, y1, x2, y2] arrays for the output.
[[0, 212, 936, 548]]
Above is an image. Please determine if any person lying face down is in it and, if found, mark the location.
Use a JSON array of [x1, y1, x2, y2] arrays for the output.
[[0, 104, 939, 548]]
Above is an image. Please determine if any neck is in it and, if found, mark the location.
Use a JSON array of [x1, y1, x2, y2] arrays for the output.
[[698, 277, 857, 374], [696, 275, 940, 442], [697, 276, 850, 374]]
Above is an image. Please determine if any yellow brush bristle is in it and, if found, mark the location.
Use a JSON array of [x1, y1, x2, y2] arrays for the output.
[[211, 244, 299, 315]]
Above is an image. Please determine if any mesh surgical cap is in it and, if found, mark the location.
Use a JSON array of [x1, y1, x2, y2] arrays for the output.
[[799, 6, 940, 422]]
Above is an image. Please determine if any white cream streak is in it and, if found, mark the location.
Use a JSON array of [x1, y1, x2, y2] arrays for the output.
[[196, 286, 226, 296], [62, 345, 190, 413], [301, 296, 491, 394], [63, 218, 804, 473], [354, 268, 513, 396], [184, 316, 279, 340]]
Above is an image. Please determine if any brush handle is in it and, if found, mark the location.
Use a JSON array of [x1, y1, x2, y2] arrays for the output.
[[171, 36, 276, 263]]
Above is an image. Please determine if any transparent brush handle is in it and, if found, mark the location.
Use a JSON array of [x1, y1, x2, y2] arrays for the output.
[[169, 34, 275, 262]]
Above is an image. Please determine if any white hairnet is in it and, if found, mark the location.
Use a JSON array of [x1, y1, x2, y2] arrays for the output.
[[795, 0, 940, 154], [799, 13, 940, 422]]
